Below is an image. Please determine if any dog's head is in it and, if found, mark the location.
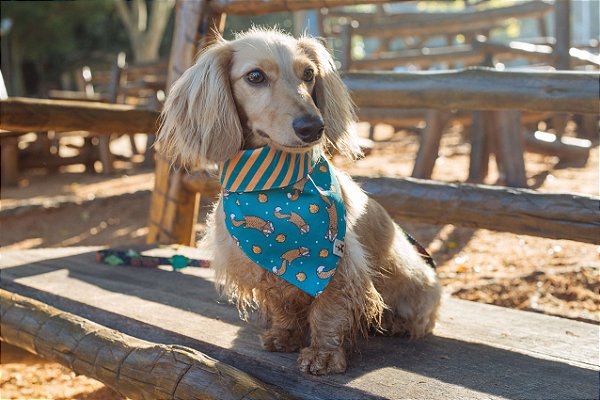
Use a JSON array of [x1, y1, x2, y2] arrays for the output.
[[157, 28, 360, 168]]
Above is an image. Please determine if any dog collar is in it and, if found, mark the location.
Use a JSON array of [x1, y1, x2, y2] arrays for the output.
[[219, 146, 346, 297]]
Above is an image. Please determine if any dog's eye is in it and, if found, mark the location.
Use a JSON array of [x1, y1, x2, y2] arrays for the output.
[[302, 68, 315, 82], [246, 70, 266, 84]]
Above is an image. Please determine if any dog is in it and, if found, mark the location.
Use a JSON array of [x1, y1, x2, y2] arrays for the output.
[[157, 28, 441, 375]]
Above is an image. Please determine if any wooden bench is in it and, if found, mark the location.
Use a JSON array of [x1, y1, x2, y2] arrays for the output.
[[1, 246, 597, 399]]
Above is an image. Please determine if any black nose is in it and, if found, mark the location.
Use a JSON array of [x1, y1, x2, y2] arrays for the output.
[[293, 115, 324, 143]]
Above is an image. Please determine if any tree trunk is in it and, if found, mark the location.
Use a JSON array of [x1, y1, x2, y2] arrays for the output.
[[0, 289, 293, 400], [114, 0, 175, 63]]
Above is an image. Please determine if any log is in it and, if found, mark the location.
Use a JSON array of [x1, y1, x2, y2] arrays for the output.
[[352, 45, 484, 70], [355, 0, 552, 39], [355, 176, 600, 244], [0, 97, 159, 135], [342, 68, 599, 114], [356, 108, 550, 129], [210, 0, 396, 15], [524, 130, 592, 160], [0, 289, 291, 400]]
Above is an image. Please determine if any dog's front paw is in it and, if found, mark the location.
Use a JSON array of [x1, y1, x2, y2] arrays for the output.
[[298, 346, 347, 375], [261, 328, 304, 353]]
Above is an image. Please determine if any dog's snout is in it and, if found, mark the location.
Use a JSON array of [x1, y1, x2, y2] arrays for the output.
[[293, 115, 324, 143]]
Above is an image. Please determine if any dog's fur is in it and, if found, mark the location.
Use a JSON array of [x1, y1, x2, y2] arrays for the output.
[[157, 28, 441, 375]]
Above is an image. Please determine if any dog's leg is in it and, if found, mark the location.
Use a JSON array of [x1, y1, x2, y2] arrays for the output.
[[261, 282, 311, 353], [298, 233, 384, 375]]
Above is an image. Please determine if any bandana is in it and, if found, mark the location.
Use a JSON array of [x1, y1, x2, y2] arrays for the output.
[[220, 146, 346, 297]]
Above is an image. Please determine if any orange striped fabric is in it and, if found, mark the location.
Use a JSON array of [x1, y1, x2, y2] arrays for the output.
[[220, 146, 316, 192]]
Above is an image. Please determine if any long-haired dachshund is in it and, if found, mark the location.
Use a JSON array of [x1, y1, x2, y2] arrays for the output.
[[157, 28, 441, 375]]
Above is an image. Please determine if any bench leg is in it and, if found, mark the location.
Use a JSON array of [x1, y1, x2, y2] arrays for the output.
[[1, 137, 19, 186], [494, 110, 527, 188], [98, 135, 114, 174], [468, 111, 492, 183], [412, 110, 452, 179]]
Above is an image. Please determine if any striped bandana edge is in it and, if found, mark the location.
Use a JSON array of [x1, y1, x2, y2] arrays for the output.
[[219, 146, 317, 192]]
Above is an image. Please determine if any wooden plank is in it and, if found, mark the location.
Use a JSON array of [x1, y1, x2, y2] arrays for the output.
[[355, 177, 599, 244], [0, 289, 292, 400], [342, 69, 599, 114], [0, 97, 159, 135], [0, 247, 597, 400], [355, 0, 553, 39]]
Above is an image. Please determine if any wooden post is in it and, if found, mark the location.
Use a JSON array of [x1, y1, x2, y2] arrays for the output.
[[339, 23, 352, 72], [411, 110, 452, 179], [0, 289, 292, 400], [494, 110, 527, 188], [1, 136, 19, 186], [552, 0, 571, 139], [467, 111, 493, 183], [147, 0, 225, 246]]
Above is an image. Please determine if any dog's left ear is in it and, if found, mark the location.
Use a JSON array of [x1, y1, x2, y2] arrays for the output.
[[299, 37, 362, 159], [157, 39, 242, 168]]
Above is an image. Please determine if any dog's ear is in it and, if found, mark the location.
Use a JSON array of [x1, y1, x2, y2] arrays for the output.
[[157, 39, 242, 167], [299, 37, 361, 159]]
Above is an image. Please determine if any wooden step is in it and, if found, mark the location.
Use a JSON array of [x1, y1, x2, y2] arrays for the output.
[[0, 247, 597, 400]]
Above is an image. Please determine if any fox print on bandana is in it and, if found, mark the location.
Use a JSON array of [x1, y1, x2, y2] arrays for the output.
[[221, 146, 346, 297]]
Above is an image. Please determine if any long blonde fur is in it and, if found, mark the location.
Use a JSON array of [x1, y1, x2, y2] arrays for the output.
[[160, 28, 441, 375]]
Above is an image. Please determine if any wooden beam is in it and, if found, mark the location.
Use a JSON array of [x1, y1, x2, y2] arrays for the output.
[[524, 130, 592, 160], [355, 0, 553, 39], [342, 69, 599, 114], [0, 289, 291, 400], [210, 0, 397, 15], [494, 110, 527, 188], [351, 45, 484, 70], [0, 97, 159, 135], [355, 176, 599, 244]]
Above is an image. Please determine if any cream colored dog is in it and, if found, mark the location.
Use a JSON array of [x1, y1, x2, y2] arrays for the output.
[[158, 28, 441, 375]]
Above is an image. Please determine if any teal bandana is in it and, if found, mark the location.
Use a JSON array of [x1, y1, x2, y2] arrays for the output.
[[220, 146, 346, 297]]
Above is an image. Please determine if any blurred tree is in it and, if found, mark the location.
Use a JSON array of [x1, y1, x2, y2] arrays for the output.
[[0, 0, 128, 96], [113, 0, 175, 62]]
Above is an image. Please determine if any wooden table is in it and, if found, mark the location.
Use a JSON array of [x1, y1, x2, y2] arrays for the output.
[[1, 247, 597, 399]]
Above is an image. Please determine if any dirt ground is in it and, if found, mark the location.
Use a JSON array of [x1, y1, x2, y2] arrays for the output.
[[0, 124, 598, 398]]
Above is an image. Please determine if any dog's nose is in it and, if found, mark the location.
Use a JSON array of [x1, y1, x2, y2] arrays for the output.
[[293, 115, 324, 143]]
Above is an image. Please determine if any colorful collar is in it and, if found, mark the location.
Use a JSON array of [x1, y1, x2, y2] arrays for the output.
[[219, 146, 346, 297]]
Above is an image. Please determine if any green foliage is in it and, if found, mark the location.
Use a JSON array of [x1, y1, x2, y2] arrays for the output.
[[1, 0, 132, 93]]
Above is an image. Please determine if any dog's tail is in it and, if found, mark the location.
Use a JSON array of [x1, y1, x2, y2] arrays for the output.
[[317, 265, 336, 279], [274, 207, 290, 219], [230, 214, 245, 227]]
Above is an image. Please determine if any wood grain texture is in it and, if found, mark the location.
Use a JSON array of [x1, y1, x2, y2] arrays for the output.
[[0, 247, 597, 400], [147, 0, 206, 245], [342, 68, 599, 113], [0, 289, 292, 400], [355, 176, 599, 244], [0, 97, 159, 135]]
